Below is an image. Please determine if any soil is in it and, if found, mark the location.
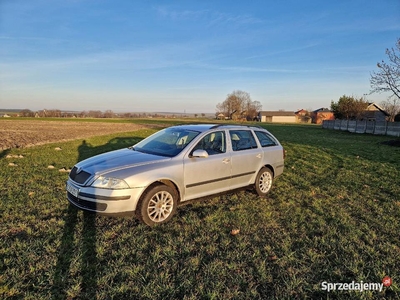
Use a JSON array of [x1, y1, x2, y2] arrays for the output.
[[0, 120, 152, 150]]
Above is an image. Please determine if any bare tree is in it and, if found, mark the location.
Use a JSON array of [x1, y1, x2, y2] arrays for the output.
[[20, 109, 34, 117], [103, 110, 115, 118], [380, 98, 400, 122], [246, 100, 262, 120], [88, 110, 103, 118], [216, 90, 261, 120], [46, 109, 61, 117], [79, 111, 87, 118], [370, 38, 400, 121]]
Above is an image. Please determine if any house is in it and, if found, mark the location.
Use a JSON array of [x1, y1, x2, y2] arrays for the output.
[[311, 108, 335, 124], [258, 111, 297, 123], [295, 109, 312, 123], [362, 103, 389, 122], [216, 113, 225, 120], [295, 109, 308, 116]]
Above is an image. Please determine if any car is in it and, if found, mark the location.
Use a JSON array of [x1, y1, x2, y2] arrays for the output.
[[66, 124, 285, 226]]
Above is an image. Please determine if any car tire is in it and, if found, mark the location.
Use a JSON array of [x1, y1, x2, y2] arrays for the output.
[[136, 184, 178, 226], [255, 167, 274, 197]]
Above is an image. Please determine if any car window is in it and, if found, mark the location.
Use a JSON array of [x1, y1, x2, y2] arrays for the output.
[[229, 130, 258, 151], [254, 131, 278, 147], [134, 128, 200, 157], [192, 131, 226, 155]]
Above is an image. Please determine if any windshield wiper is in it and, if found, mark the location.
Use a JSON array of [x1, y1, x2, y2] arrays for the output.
[[132, 147, 152, 155]]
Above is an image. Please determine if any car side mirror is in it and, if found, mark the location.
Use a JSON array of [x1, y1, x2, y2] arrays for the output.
[[192, 149, 209, 158]]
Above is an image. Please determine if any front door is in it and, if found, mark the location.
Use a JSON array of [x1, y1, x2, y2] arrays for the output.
[[183, 131, 231, 201]]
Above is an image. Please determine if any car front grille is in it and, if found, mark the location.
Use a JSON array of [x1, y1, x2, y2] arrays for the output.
[[67, 192, 107, 212], [69, 167, 92, 184]]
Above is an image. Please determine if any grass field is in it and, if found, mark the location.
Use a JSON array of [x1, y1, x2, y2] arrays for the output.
[[1, 120, 399, 299]]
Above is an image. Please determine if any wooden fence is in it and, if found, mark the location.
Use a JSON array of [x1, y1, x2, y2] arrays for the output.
[[322, 120, 400, 137]]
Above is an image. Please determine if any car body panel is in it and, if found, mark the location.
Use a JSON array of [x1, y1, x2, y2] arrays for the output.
[[230, 147, 262, 188], [67, 180, 145, 213], [74, 148, 170, 179], [183, 152, 232, 200]]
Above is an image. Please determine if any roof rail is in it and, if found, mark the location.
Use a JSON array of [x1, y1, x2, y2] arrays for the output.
[[210, 124, 264, 129]]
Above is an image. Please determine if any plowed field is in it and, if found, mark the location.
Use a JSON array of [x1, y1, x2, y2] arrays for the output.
[[0, 120, 149, 150]]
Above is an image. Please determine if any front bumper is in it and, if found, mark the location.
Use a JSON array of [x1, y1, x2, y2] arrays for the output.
[[66, 180, 145, 214]]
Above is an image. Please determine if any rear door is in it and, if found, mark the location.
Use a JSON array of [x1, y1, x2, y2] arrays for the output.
[[183, 131, 232, 201], [254, 130, 285, 177], [229, 129, 263, 189]]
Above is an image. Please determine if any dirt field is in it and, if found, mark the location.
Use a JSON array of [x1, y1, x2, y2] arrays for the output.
[[0, 120, 151, 150]]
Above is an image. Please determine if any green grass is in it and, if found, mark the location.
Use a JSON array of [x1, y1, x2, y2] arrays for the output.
[[1, 121, 399, 299]]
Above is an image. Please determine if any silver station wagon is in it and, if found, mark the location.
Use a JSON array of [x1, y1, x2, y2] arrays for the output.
[[66, 124, 285, 226]]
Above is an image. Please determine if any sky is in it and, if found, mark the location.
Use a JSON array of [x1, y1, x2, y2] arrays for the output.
[[0, 0, 399, 114]]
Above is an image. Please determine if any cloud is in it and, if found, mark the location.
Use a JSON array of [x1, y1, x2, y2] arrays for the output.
[[155, 6, 209, 21], [245, 43, 322, 60], [155, 6, 262, 26], [208, 12, 263, 26], [0, 40, 220, 83]]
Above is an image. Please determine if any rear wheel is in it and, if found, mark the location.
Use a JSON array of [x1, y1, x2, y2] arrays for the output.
[[255, 167, 273, 197], [136, 184, 178, 226]]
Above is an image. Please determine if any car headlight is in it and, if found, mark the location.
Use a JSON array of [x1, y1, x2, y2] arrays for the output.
[[92, 176, 130, 189]]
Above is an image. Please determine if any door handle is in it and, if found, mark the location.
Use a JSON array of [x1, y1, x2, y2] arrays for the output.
[[222, 158, 230, 164], [256, 153, 262, 159]]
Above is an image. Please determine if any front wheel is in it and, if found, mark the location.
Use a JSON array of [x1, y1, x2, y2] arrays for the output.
[[255, 167, 274, 197], [136, 184, 178, 226]]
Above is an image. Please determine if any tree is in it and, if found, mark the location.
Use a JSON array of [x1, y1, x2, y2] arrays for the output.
[[380, 98, 400, 122], [103, 110, 115, 118], [245, 100, 262, 120], [20, 109, 34, 117], [370, 38, 400, 121], [216, 90, 262, 121], [46, 109, 61, 117], [330, 95, 368, 120], [88, 110, 103, 118]]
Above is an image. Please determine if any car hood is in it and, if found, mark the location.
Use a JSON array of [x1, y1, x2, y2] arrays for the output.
[[75, 148, 170, 175]]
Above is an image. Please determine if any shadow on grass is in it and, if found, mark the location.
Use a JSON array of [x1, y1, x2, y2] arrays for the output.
[[51, 136, 144, 299], [0, 149, 10, 160]]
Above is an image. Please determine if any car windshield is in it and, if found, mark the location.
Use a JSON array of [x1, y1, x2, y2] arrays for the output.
[[133, 128, 200, 157]]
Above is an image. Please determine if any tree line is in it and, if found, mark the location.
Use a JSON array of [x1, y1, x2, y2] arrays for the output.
[[18, 109, 128, 118], [16, 109, 208, 119]]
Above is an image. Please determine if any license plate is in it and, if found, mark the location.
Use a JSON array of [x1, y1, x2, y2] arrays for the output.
[[67, 183, 79, 197]]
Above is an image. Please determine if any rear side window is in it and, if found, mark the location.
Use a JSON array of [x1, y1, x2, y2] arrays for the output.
[[229, 130, 258, 151], [254, 131, 277, 147]]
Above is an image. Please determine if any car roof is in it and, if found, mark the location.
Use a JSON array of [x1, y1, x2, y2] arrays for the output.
[[172, 124, 266, 133]]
